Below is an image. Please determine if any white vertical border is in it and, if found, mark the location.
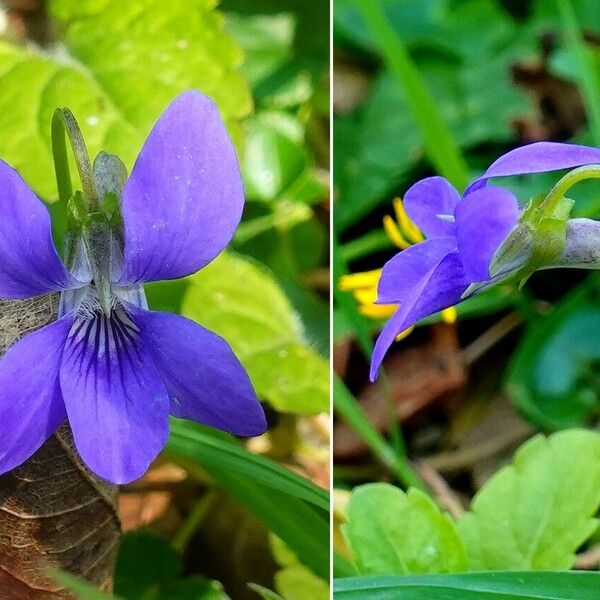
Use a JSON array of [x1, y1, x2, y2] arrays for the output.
[[329, 0, 334, 595]]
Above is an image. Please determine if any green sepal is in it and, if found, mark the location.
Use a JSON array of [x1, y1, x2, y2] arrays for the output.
[[490, 194, 575, 288]]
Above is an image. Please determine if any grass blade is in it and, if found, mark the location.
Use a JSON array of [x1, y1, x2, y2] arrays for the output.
[[167, 419, 329, 511], [355, 0, 470, 190], [334, 571, 600, 599]]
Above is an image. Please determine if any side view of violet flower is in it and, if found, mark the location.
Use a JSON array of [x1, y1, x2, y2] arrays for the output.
[[0, 90, 266, 484], [371, 142, 600, 381]]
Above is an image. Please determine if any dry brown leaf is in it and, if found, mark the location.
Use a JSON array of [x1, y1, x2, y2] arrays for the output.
[[334, 324, 465, 460]]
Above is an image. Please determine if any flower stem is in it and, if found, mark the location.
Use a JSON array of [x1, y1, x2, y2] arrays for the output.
[[539, 164, 600, 214], [51, 108, 99, 211]]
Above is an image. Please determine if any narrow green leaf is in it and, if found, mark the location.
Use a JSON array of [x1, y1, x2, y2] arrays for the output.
[[167, 420, 329, 512], [333, 571, 600, 599], [555, 0, 600, 146], [167, 421, 329, 581], [207, 468, 329, 581], [249, 584, 286, 600], [354, 0, 470, 190], [333, 377, 424, 490], [458, 429, 600, 570], [343, 483, 467, 575]]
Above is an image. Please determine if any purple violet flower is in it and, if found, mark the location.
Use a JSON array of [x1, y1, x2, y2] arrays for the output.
[[371, 142, 600, 381], [0, 90, 267, 483]]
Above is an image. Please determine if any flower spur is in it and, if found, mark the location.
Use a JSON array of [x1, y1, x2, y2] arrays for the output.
[[0, 90, 266, 484]]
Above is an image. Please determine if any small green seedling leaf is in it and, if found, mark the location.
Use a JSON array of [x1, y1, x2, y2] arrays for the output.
[[458, 429, 600, 570], [343, 483, 468, 575]]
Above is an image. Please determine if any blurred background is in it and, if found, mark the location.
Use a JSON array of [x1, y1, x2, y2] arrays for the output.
[[0, 1, 330, 599], [333, 0, 600, 567]]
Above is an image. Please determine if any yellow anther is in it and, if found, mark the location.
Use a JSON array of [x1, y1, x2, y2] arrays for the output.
[[339, 269, 381, 291], [339, 199, 458, 345], [383, 215, 411, 249], [441, 306, 457, 324], [359, 302, 398, 319], [395, 326, 414, 342], [393, 198, 423, 244], [354, 287, 378, 305]]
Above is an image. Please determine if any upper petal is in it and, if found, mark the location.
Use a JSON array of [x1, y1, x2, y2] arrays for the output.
[[377, 237, 457, 304], [0, 160, 76, 298], [466, 142, 600, 194], [0, 316, 71, 474], [118, 90, 245, 284], [403, 176, 460, 238], [131, 307, 267, 436], [455, 186, 520, 281], [60, 308, 170, 483], [370, 251, 468, 381]]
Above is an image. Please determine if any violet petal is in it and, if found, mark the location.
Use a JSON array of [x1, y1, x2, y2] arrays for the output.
[[131, 307, 267, 437], [377, 237, 457, 304], [466, 142, 600, 194], [403, 176, 460, 238], [370, 251, 469, 381], [118, 90, 244, 284], [0, 161, 79, 298], [455, 186, 520, 281], [60, 308, 170, 483], [0, 316, 72, 474]]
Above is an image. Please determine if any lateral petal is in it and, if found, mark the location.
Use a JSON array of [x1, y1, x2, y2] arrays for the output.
[[377, 237, 457, 304], [131, 307, 267, 437], [370, 251, 468, 381], [403, 176, 460, 238], [0, 161, 77, 298], [0, 316, 72, 474], [455, 186, 520, 281]]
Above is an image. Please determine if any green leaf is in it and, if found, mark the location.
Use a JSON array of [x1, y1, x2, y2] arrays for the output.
[[249, 584, 286, 600], [507, 295, 600, 429], [333, 571, 600, 600], [242, 113, 324, 204], [275, 565, 329, 600], [167, 420, 329, 512], [0, 0, 251, 200], [114, 530, 228, 599], [224, 13, 295, 89], [335, 55, 527, 230], [457, 429, 600, 570], [343, 483, 467, 575], [270, 535, 329, 600], [181, 252, 329, 415], [167, 421, 329, 582]]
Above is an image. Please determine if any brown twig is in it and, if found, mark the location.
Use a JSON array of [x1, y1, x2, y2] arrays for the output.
[[416, 463, 465, 519], [575, 545, 600, 569], [421, 422, 533, 473], [462, 311, 523, 366]]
